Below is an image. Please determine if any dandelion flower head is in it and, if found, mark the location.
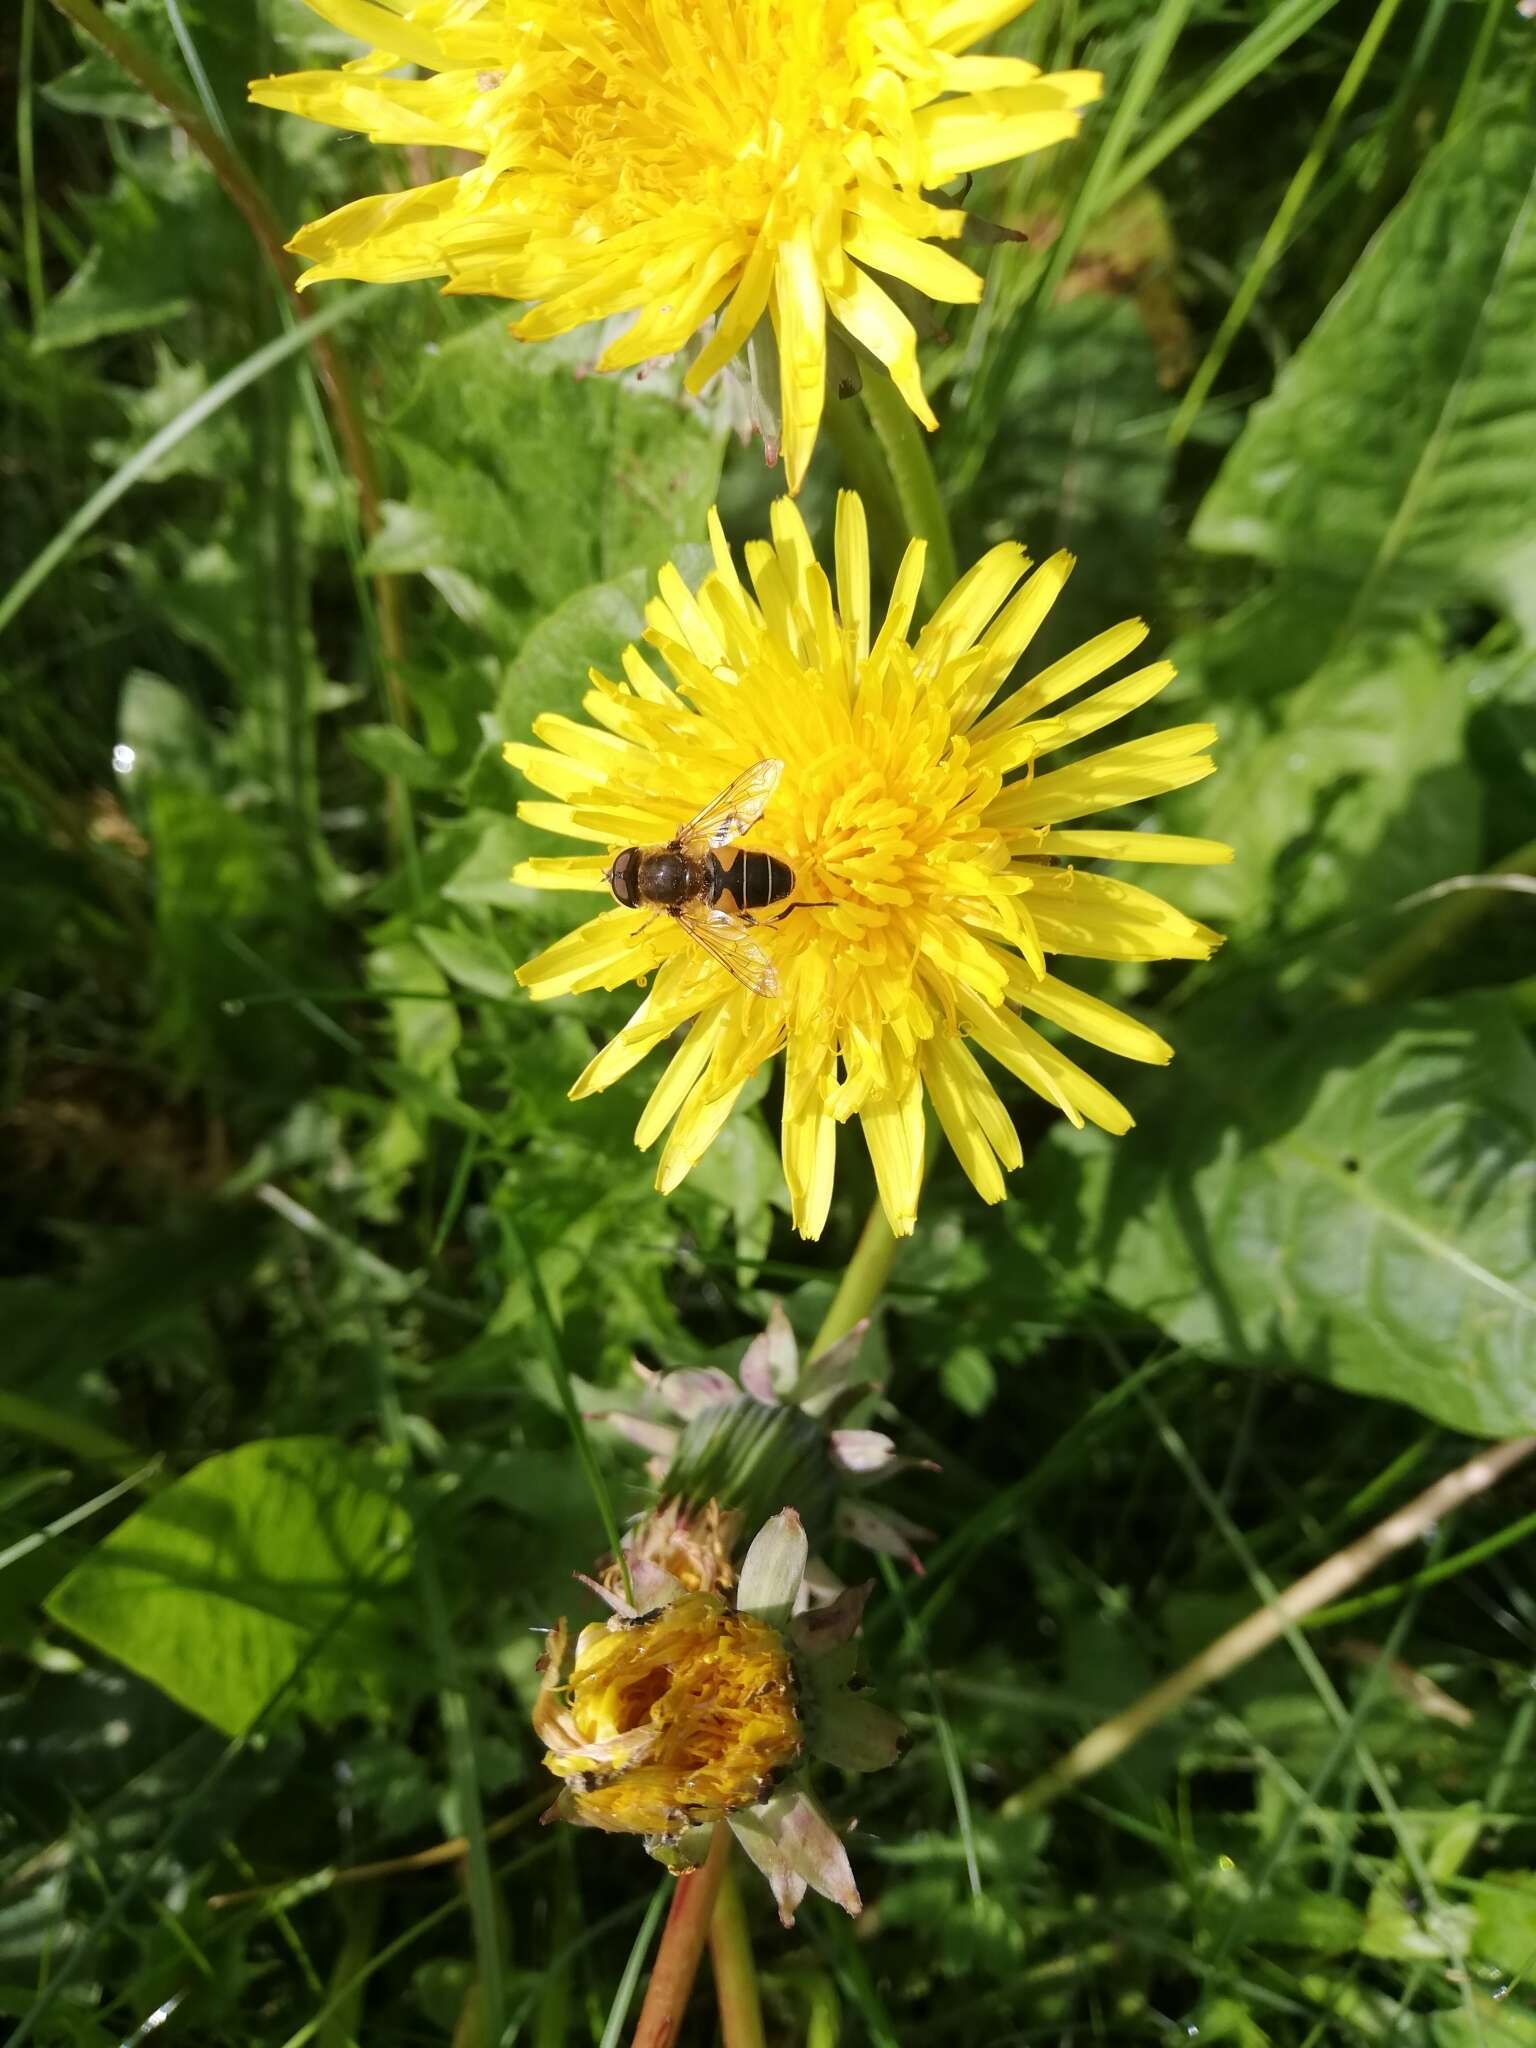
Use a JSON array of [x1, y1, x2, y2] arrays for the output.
[[250, 0, 1101, 487], [510, 492, 1231, 1241]]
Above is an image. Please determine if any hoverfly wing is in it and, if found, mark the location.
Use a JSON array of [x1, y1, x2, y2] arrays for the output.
[[677, 758, 784, 855], [675, 901, 780, 999]]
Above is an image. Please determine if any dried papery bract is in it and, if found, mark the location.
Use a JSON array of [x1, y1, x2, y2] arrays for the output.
[[512, 491, 1232, 1238], [249, 0, 1101, 488]]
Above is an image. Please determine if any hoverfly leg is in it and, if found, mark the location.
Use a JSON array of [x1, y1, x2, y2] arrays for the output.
[[768, 900, 834, 923]]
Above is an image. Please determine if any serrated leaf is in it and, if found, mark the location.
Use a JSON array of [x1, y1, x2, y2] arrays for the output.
[[45, 1439, 413, 1735], [368, 940, 460, 1081], [1194, 113, 1536, 634], [1025, 995, 1536, 1438]]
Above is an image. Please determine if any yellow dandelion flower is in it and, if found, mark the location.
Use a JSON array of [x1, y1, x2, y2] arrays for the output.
[[536, 1509, 902, 1921], [249, 0, 1101, 489], [509, 491, 1231, 1241]]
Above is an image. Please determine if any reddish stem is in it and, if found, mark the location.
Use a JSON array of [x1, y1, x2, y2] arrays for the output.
[[630, 1827, 731, 2048]]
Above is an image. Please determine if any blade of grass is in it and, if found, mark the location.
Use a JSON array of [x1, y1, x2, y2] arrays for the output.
[[1169, 0, 1411, 445], [18, 0, 45, 325], [497, 1207, 633, 1604], [1007, 1423, 1536, 1814], [877, 1553, 983, 1902], [1104, 0, 1349, 209], [367, 1325, 507, 2048], [957, 0, 1197, 484], [9, 1533, 414, 2048], [597, 1879, 670, 2048], [0, 1460, 161, 1575], [0, 287, 373, 642]]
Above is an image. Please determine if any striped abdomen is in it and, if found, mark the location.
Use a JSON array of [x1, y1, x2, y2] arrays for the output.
[[710, 849, 795, 912]]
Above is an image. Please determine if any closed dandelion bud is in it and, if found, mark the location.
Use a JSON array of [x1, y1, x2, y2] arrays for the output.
[[592, 1303, 937, 1580], [665, 1396, 838, 1545]]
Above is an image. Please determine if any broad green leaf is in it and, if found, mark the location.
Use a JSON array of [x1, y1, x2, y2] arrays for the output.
[[1194, 114, 1536, 634], [416, 925, 520, 1000], [368, 940, 460, 1080], [1024, 994, 1536, 1438], [1170, 627, 1480, 940], [381, 320, 725, 620], [45, 1438, 413, 1735]]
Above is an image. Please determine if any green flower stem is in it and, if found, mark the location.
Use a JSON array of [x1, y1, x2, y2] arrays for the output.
[[630, 1824, 731, 2048], [707, 1856, 767, 2048], [809, 1200, 903, 1362], [857, 368, 958, 615]]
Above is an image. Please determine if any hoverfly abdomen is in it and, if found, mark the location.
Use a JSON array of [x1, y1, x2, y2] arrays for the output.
[[712, 849, 795, 913]]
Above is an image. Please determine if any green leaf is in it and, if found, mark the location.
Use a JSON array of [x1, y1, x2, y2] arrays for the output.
[[415, 925, 520, 1000], [1025, 994, 1536, 1438], [368, 940, 461, 1081], [492, 568, 651, 740], [1193, 113, 1536, 634], [45, 1438, 413, 1735], [348, 724, 457, 791], [380, 319, 725, 622], [37, 153, 239, 354], [1170, 627, 1480, 941]]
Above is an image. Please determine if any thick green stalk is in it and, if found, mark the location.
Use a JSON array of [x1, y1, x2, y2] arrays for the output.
[[809, 1200, 903, 1361], [857, 370, 957, 613], [708, 1858, 767, 2048]]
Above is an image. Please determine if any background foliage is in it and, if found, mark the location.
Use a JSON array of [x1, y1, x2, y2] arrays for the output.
[[4, 2, 1536, 2042]]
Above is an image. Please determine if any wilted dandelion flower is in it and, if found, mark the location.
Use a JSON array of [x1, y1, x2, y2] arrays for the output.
[[536, 1508, 900, 1921], [510, 491, 1231, 1240], [249, 0, 1100, 489]]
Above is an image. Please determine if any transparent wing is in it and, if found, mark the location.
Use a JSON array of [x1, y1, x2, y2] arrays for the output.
[[676, 759, 784, 854], [675, 901, 781, 999]]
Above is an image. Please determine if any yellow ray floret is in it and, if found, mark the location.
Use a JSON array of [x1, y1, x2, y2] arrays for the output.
[[251, 0, 1101, 490], [508, 492, 1230, 1241]]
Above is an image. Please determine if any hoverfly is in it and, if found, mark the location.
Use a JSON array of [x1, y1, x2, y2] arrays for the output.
[[604, 759, 804, 998]]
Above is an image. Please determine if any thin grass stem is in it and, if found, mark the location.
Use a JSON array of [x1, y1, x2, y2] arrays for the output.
[[1169, 0, 1410, 445], [1007, 1432, 1536, 1815]]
